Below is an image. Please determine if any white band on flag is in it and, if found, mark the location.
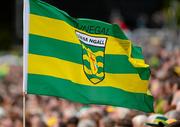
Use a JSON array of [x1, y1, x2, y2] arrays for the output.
[[76, 31, 107, 47]]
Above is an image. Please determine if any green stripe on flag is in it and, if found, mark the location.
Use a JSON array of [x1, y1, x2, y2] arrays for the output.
[[27, 74, 154, 113], [131, 46, 144, 59], [29, 34, 82, 64]]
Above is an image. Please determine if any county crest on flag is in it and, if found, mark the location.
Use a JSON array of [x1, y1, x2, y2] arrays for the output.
[[24, 0, 154, 113], [76, 31, 106, 84]]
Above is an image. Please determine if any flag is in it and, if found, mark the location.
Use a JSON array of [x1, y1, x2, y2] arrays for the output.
[[24, 0, 154, 112]]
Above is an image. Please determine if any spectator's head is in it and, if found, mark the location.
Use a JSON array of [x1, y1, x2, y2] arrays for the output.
[[14, 117, 23, 127], [0, 116, 13, 127], [99, 116, 115, 127], [63, 107, 77, 122], [29, 113, 47, 127], [109, 107, 130, 121], [78, 119, 97, 127], [165, 110, 180, 120], [116, 118, 132, 127], [132, 115, 147, 127], [66, 117, 79, 127], [165, 121, 180, 127]]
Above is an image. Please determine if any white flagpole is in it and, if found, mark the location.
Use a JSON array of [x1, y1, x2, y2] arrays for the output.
[[23, 93, 26, 127], [23, 0, 29, 126]]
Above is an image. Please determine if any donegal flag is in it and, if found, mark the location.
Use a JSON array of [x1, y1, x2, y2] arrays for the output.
[[24, 0, 154, 112]]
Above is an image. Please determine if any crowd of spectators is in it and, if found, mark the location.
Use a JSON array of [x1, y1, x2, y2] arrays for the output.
[[0, 30, 180, 127], [0, 54, 23, 127]]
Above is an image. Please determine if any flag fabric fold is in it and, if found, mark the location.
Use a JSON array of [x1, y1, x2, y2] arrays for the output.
[[24, 0, 154, 112]]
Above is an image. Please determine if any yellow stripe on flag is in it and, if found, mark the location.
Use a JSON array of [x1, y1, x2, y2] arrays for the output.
[[129, 58, 149, 68], [29, 14, 131, 55], [28, 54, 148, 93]]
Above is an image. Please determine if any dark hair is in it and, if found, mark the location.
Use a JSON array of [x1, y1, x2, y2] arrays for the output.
[[0, 95, 4, 104], [116, 118, 132, 127], [165, 121, 180, 127], [66, 117, 79, 125]]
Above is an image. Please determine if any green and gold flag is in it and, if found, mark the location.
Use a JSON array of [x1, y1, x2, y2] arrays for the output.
[[24, 0, 154, 112]]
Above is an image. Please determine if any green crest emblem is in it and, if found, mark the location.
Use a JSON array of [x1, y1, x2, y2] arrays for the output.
[[76, 31, 107, 84]]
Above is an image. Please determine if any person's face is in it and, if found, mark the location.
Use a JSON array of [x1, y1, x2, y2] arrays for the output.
[[0, 118, 13, 127]]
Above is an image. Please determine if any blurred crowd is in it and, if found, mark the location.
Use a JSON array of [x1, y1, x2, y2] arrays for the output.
[[0, 54, 23, 127], [0, 30, 180, 127]]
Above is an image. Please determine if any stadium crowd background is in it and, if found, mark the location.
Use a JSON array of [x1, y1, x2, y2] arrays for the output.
[[0, 29, 179, 127], [0, 0, 180, 127]]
